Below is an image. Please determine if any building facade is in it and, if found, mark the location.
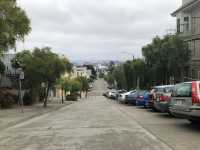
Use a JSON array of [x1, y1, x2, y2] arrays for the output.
[[0, 54, 16, 88], [72, 66, 92, 79], [172, 0, 200, 79]]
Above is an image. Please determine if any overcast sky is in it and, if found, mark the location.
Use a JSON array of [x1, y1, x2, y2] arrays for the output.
[[17, 0, 182, 61]]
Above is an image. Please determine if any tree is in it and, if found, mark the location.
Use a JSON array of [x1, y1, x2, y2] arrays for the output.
[[58, 76, 71, 104], [12, 47, 71, 107], [104, 73, 115, 87], [112, 65, 127, 90], [104, 34, 190, 90], [0, 61, 5, 74], [142, 34, 190, 84], [77, 76, 90, 98], [83, 65, 97, 80], [0, 0, 31, 52]]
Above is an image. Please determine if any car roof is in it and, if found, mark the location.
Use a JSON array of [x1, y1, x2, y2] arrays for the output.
[[175, 81, 200, 85], [154, 85, 174, 88]]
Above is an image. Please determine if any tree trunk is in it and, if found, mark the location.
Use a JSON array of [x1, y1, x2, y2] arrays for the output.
[[180, 68, 184, 82], [80, 91, 82, 99], [61, 87, 64, 104], [64, 91, 66, 101], [44, 83, 50, 107], [85, 91, 88, 99]]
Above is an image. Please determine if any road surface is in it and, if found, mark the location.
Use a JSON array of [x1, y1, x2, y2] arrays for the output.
[[0, 79, 199, 150]]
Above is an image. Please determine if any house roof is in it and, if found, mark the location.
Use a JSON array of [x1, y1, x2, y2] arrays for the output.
[[171, 0, 200, 16]]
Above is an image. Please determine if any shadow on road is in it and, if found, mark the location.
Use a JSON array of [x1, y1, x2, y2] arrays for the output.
[[176, 122, 200, 132]]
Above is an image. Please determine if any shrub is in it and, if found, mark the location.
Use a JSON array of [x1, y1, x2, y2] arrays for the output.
[[65, 93, 79, 101], [23, 91, 34, 106], [0, 89, 15, 109]]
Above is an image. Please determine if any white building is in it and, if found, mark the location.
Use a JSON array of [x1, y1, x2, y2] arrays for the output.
[[72, 66, 92, 79], [172, 0, 200, 79], [0, 54, 16, 87], [1, 54, 16, 74]]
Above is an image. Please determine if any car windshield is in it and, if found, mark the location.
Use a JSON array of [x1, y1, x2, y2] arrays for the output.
[[156, 88, 165, 92], [139, 91, 146, 95], [172, 83, 192, 97], [165, 87, 174, 93]]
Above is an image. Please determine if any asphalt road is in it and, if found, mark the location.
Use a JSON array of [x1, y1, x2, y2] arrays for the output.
[[0, 79, 199, 150]]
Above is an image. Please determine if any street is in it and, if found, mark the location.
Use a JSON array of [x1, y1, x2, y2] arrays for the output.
[[0, 79, 199, 150]]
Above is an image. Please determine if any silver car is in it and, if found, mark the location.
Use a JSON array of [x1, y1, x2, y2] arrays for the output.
[[118, 90, 136, 104], [169, 81, 200, 123]]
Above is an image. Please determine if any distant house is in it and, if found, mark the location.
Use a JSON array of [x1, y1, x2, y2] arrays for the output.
[[72, 66, 92, 79], [172, 0, 200, 79], [1, 54, 16, 74]]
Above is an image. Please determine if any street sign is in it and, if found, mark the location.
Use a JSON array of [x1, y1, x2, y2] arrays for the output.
[[19, 71, 24, 80]]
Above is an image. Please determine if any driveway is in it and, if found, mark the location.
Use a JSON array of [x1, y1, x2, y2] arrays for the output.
[[0, 79, 172, 150]]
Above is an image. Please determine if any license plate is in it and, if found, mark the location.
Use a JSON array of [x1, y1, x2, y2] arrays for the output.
[[176, 100, 183, 105]]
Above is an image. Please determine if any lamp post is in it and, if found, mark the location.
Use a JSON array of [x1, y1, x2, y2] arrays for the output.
[[121, 51, 135, 60]]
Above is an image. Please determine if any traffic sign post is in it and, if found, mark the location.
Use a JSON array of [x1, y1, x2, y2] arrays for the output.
[[17, 68, 24, 113]]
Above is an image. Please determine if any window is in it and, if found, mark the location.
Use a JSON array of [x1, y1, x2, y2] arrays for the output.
[[184, 17, 189, 31], [173, 83, 192, 97], [184, 16, 189, 22], [177, 19, 180, 33], [156, 87, 165, 93]]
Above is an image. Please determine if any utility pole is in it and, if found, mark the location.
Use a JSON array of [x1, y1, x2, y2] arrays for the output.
[[19, 78, 23, 113], [17, 68, 24, 113], [121, 51, 135, 60]]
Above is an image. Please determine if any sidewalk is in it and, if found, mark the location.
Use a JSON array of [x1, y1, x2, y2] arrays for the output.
[[0, 98, 74, 131]]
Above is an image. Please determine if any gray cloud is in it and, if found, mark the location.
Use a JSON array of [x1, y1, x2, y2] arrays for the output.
[[17, 0, 182, 61]]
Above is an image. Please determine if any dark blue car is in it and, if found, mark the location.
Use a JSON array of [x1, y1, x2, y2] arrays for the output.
[[135, 90, 150, 108], [126, 91, 140, 105]]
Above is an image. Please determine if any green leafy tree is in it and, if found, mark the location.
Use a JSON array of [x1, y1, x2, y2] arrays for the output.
[[104, 34, 190, 90], [104, 73, 115, 87], [0, 0, 31, 52], [12, 47, 71, 107], [112, 65, 127, 90], [142, 34, 190, 84], [77, 76, 90, 98], [58, 76, 71, 103], [0, 61, 5, 74], [70, 79, 81, 94]]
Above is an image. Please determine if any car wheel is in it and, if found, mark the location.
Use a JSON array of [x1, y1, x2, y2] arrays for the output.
[[152, 107, 158, 112], [188, 119, 200, 124]]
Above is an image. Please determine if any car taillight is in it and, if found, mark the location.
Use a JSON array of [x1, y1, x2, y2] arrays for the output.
[[139, 96, 144, 99], [192, 82, 200, 104], [160, 95, 168, 102]]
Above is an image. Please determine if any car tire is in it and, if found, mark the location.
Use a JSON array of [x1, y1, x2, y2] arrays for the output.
[[188, 119, 200, 124], [168, 112, 175, 117]]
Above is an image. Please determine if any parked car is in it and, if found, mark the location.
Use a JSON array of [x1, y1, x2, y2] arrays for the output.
[[103, 91, 109, 97], [148, 85, 173, 111], [169, 81, 200, 123], [118, 90, 136, 104], [154, 85, 174, 113], [116, 90, 127, 100], [136, 90, 150, 108], [127, 90, 140, 105], [108, 90, 118, 99]]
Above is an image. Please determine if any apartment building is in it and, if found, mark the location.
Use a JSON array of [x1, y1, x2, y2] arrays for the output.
[[72, 66, 92, 79], [172, 0, 200, 79]]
